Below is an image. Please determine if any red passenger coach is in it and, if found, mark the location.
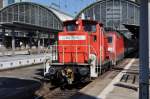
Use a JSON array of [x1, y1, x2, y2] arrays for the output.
[[106, 31, 125, 65]]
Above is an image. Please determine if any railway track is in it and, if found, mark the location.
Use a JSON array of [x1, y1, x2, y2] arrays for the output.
[[34, 57, 136, 99], [43, 88, 79, 99], [35, 82, 88, 99]]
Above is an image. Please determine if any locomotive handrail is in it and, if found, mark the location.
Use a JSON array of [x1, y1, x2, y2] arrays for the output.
[[48, 45, 98, 65], [89, 45, 99, 73]]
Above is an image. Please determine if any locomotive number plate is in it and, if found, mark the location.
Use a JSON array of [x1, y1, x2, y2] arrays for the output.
[[59, 35, 86, 40]]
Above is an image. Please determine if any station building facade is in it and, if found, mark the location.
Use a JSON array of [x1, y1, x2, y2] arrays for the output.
[[0, 2, 73, 52], [76, 0, 140, 37]]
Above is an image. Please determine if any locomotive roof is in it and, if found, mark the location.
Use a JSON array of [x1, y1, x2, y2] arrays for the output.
[[63, 19, 102, 25]]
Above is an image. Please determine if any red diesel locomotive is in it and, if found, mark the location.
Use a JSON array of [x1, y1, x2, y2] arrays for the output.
[[44, 19, 126, 86]]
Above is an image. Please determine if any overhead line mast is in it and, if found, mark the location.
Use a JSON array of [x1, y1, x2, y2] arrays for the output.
[[139, 0, 149, 99]]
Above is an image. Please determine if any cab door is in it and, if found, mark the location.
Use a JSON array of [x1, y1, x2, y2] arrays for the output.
[[84, 23, 98, 56], [90, 33, 98, 55]]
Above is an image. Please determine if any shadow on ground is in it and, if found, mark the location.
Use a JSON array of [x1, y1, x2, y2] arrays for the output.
[[35, 68, 44, 77], [0, 77, 41, 99]]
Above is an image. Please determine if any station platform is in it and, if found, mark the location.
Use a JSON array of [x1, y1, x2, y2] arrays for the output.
[[99, 58, 139, 99], [0, 50, 29, 56], [72, 58, 149, 99], [0, 53, 51, 70]]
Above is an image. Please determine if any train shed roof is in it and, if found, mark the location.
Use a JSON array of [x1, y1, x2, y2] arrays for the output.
[[0, 2, 73, 32]]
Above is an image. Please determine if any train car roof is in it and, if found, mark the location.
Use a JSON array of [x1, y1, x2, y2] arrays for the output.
[[105, 30, 126, 38]]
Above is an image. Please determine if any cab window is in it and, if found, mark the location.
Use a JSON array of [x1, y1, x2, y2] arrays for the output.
[[93, 35, 97, 42], [66, 24, 77, 31], [84, 24, 96, 32], [108, 36, 113, 43]]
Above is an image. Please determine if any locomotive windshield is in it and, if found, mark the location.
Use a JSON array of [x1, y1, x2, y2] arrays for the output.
[[64, 21, 77, 31], [66, 24, 77, 31]]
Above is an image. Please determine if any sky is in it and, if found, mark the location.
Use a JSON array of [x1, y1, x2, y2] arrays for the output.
[[31, 0, 96, 16]]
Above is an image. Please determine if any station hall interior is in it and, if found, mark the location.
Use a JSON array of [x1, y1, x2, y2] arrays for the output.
[[0, 0, 150, 99], [0, 0, 139, 55]]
